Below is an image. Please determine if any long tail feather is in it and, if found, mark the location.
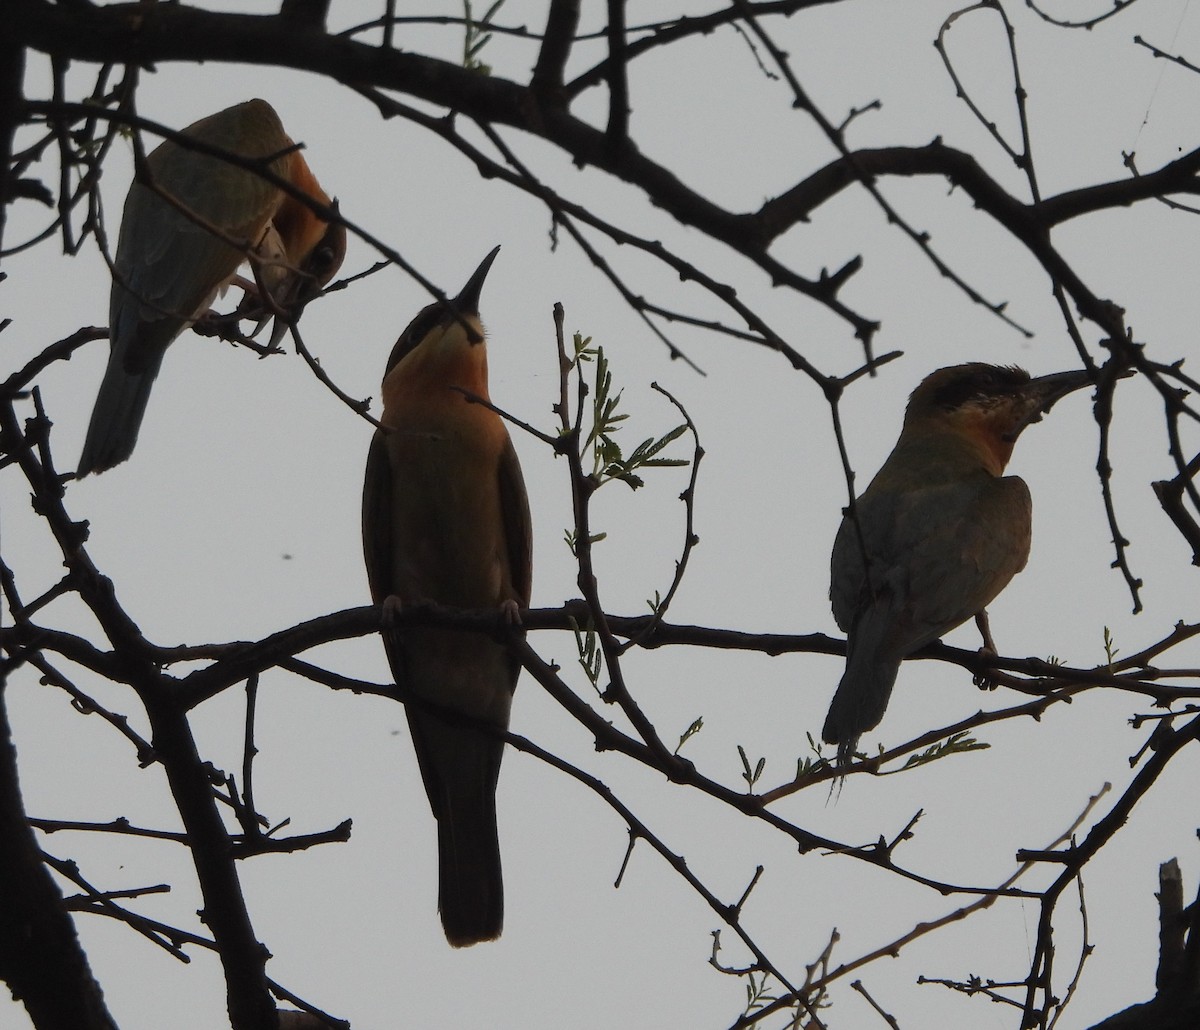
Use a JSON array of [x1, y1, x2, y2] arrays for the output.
[[78, 351, 163, 476], [823, 616, 902, 766], [406, 705, 505, 947]]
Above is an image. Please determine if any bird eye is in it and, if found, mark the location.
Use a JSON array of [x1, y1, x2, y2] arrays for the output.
[[308, 222, 347, 284]]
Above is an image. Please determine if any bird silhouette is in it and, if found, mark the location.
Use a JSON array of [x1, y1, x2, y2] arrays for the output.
[[824, 363, 1092, 766], [79, 98, 345, 476], [362, 248, 532, 946]]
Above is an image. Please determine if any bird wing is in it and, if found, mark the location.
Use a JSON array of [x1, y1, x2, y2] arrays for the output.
[[830, 513, 866, 633], [900, 476, 1031, 641], [360, 420, 513, 947], [361, 425, 416, 699], [112, 100, 294, 372], [497, 433, 532, 691], [832, 475, 1032, 656], [498, 435, 532, 610], [361, 428, 395, 611]]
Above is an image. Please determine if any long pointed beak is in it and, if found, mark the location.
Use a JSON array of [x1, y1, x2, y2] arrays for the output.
[[453, 245, 501, 316], [1011, 369, 1094, 436], [1029, 368, 1094, 410]]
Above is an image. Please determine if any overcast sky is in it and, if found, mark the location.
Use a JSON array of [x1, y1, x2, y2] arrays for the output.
[[4, 2, 1200, 1028]]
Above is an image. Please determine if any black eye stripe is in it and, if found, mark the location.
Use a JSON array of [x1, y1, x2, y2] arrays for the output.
[[931, 366, 1030, 411], [410, 308, 442, 342]]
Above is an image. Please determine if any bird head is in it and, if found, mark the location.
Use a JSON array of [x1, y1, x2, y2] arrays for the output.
[[265, 198, 347, 347], [382, 246, 501, 378], [906, 362, 1093, 470], [296, 212, 348, 297]]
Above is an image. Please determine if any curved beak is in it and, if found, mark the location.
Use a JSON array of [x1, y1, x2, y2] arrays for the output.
[[453, 245, 501, 317], [1010, 369, 1094, 438], [267, 216, 348, 347]]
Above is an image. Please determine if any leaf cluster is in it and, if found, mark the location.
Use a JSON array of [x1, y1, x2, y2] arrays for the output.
[[574, 337, 687, 490]]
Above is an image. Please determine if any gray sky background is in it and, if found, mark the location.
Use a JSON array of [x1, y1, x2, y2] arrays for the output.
[[4, 2, 1200, 1027]]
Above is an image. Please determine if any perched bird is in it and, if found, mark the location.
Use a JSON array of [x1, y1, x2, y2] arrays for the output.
[[78, 98, 345, 476], [823, 363, 1093, 766], [361, 247, 532, 947]]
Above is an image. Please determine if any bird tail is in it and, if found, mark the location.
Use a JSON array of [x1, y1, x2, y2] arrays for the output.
[[406, 705, 505, 947], [435, 777, 504, 948], [77, 350, 163, 477], [822, 632, 902, 767]]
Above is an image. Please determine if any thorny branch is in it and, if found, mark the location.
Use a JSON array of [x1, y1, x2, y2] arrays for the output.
[[4, 2, 1200, 1029]]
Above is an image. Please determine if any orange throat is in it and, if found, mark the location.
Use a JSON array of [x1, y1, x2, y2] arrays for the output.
[[381, 329, 491, 425]]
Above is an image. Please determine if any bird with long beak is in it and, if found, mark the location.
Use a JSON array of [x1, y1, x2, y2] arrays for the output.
[[78, 98, 345, 476], [823, 363, 1093, 767], [361, 247, 532, 947]]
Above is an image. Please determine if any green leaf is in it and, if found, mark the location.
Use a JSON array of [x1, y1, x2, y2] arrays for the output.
[[614, 472, 645, 490], [895, 731, 989, 772], [675, 716, 704, 755], [570, 618, 603, 693], [737, 745, 766, 788], [1103, 625, 1120, 668]]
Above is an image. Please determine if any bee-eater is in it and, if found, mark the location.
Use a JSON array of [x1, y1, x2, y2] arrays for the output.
[[78, 98, 345, 476], [823, 363, 1093, 766], [361, 247, 532, 947]]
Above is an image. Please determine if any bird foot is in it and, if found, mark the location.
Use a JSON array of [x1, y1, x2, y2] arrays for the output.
[[972, 610, 1000, 689], [381, 594, 405, 629], [498, 598, 522, 626], [193, 308, 227, 329], [229, 280, 271, 338], [224, 275, 288, 339], [972, 645, 998, 690], [229, 274, 260, 301]]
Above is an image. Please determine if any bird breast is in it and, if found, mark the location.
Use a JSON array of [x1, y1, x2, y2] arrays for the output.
[[831, 469, 1032, 654], [381, 399, 512, 609]]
